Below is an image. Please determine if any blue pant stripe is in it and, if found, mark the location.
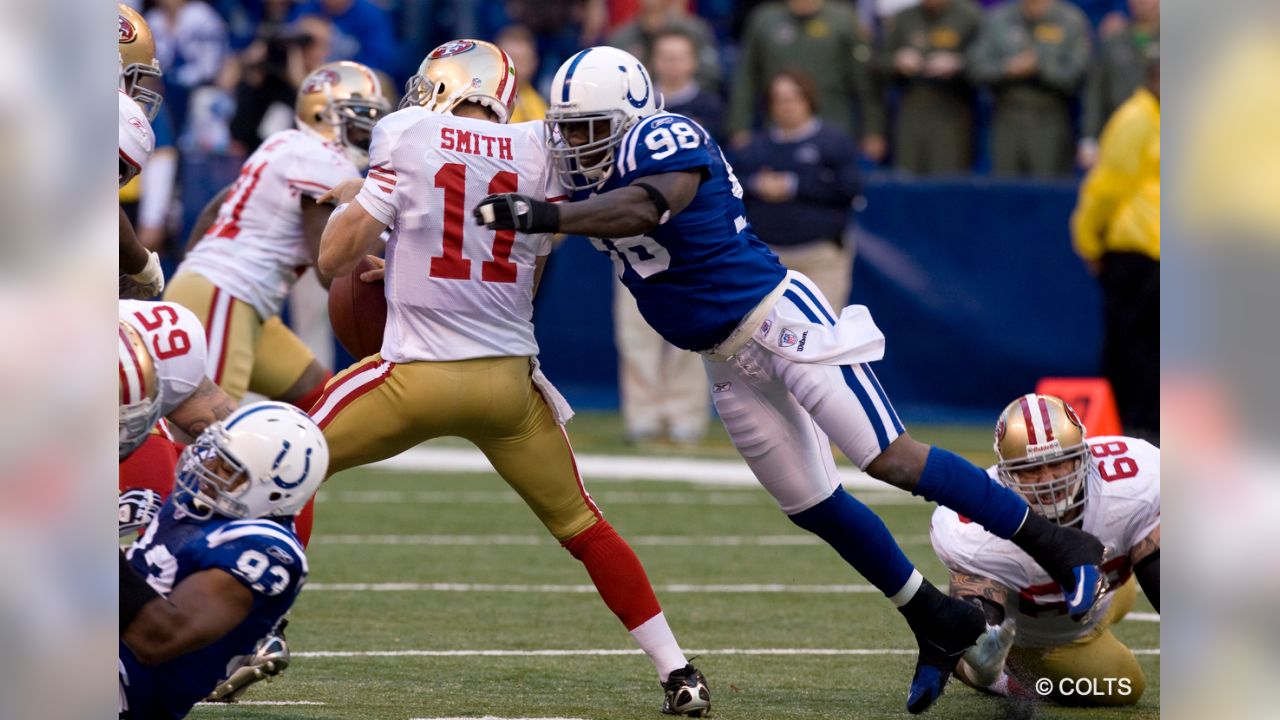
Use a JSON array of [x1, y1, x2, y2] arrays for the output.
[[791, 280, 836, 325], [783, 290, 821, 324], [840, 365, 889, 451], [862, 364, 905, 435]]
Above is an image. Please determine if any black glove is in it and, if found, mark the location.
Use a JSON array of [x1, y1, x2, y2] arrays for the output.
[[473, 193, 560, 233]]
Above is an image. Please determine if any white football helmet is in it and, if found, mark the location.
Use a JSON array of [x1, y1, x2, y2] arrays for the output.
[[545, 46, 663, 191], [119, 320, 161, 459], [175, 402, 329, 520]]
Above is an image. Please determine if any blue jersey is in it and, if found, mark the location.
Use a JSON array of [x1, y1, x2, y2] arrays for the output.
[[576, 112, 786, 352], [120, 499, 307, 719]]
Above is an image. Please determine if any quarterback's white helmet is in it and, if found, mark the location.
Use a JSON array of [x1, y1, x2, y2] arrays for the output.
[[119, 320, 161, 459], [175, 402, 329, 520], [546, 46, 662, 191]]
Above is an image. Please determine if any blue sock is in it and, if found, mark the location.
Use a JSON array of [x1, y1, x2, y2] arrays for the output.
[[915, 447, 1029, 539], [789, 487, 915, 597]]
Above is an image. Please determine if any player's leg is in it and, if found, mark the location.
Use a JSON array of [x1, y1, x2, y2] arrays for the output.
[[248, 316, 332, 411], [164, 272, 260, 403], [474, 358, 708, 715], [661, 345, 710, 445], [614, 278, 667, 443]]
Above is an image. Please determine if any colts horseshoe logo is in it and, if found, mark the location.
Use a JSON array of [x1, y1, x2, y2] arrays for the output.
[[271, 441, 313, 489], [621, 63, 650, 108]]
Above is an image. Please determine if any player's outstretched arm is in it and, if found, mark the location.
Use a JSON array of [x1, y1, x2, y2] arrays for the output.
[[122, 568, 254, 666], [474, 171, 702, 239], [318, 200, 387, 278], [167, 377, 237, 441], [1130, 525, 1160, 612]]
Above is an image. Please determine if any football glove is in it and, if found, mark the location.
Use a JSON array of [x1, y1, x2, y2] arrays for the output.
[[120, 251, 165, 299], [473, 192, 560, 234], [119, 488, 164, 536]]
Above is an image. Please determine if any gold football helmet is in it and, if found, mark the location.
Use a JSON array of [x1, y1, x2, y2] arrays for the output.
[[994, 393, 1090, 526], [119, 320, 161, 459], [118, 3, 163, 121], [296, 61, 391, 165], [401, 39, 518, 123]]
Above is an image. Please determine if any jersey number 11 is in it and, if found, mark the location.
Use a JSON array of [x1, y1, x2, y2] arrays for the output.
[[429, 162, 518, 284]]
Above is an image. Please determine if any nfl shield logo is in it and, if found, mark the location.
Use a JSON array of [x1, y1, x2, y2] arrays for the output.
[[779, 329, 798, 348], [759, 320, 772, 337]]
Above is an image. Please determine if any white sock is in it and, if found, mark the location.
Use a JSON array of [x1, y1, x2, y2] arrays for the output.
[[889, 569, 925, 607], [629, 612, 687, 682]]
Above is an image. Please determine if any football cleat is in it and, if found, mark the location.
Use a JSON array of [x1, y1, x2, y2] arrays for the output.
[[906, 595, 986, 714], [205, 621, 290, 702], [662, 663, 711, 717]]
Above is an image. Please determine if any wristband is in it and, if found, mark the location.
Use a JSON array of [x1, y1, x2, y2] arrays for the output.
[[632, 182, 671, 225]]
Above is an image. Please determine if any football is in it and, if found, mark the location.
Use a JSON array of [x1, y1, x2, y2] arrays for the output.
[[327, 256, 387, 359]]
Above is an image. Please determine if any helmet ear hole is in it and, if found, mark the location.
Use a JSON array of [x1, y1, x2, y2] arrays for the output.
[[269, 492, 283, 502]]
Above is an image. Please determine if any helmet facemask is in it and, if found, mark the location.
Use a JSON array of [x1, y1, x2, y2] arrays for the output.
[[997, 445, 1090, 527], [399, 75, 509, 123], [545, 108, 631, 191], [118, 398, 161, 459], [318, 93, 389, 167], [121, 62, 163, 122], [174, 428, 255, 521]]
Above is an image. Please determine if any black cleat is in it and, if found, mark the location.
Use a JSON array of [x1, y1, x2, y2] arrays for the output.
[[900, 582, 986, 714], [662, 663, 711, 717]]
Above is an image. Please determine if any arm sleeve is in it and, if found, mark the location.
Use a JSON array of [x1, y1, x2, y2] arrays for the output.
[[289, 150, 361, 200], [355, 120, 404, 226], [616, 116, 714, 183]]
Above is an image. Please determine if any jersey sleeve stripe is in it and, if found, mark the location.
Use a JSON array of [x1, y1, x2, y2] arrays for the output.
[[206, 522, 309, 574]]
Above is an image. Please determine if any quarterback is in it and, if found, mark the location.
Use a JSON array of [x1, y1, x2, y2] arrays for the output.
[[476, 46, 1107, 713], [118, 3, 166, 300], [932, 394, 1160, 706], [316, 40, 710, 717], [120, 402, 326, 719], [119, 299, 235, 535]]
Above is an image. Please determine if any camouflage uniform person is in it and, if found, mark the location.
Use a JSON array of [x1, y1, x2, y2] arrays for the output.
[[968, 0, 1090, 177], [1079, 0, 1160, 167], [880, 0, 983, 175]]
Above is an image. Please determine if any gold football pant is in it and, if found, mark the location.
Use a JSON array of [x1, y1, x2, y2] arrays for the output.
[[311, 354, 601, 541], [1008, 578, 1146, 706], [165, 272, 316, 402]]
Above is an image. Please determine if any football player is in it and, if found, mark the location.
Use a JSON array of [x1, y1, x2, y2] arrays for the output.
[[475, 46, 1107, 714], [316, 40, 710, 717], [119, 300, 236, 535], [118, 3, 166, 300], [931, 394, 1159, 706], [120, 402, 326, 719]]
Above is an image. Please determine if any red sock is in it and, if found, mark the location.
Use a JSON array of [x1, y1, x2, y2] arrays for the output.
[[119, 434, 180, 497], [563, 521, 662, 631], [292, 371, 333, 413], [294, 496, 315, 548]]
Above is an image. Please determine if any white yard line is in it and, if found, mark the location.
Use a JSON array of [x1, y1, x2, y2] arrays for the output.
[[305, 582, 882, 593], [310, 534, 934, 547], [1127, 612, 1160, 622], [294, 647, 1159, 659], [314, 488, 916, 507], [194, 700, 326, 706]]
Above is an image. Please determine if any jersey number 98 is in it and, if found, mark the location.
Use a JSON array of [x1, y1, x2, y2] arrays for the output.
[[644, 122, 701, 160]]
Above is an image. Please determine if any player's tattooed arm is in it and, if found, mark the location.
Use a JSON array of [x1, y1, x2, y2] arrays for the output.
[[183, 184, 233, 257], [167, 378, 236, 440], [949, 571, 1012, 625], [555, 170, 703, 238], [1130, 525, 1160, 611]]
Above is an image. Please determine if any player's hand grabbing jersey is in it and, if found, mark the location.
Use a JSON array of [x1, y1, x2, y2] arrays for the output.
[[177, 129, 361, 319], [120, 499, 307, 719], [119, 300, 209, 420], [574, 112, 786, 352], [930, 436, 1160, 647], [355, 108, 560, 362]]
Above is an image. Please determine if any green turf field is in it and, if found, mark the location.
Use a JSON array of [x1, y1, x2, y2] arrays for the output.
[[190, 415, 1158, 719]]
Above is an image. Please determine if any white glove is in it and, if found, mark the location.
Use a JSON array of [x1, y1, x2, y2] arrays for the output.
[[119, 488, 164, 536], [961, 619, 1016, 687], [121, 251, 165, 299]]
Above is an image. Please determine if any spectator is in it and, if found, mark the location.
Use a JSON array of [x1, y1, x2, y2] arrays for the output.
[[968, 0, 1090, 177], [1071, 48, 1159, 440], [734, 72, 860, 307], [607, 0, 722, 92], [496, 25, 548, 123], [293, 0, 398, 75], [880, 0, 983, 175], [1079, 0, 1160, 168], [503, 0, 609, 72], [145, 0, 232, 133], [650, 29, 724, 142], [230, 15, 334, 153], [729, 0, 885, 164]]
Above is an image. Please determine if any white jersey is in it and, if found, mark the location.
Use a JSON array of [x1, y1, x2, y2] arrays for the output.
[[355, 108, 560, 362], [119, 91, 154, 187], [930, 436, 1160, 647], [119, 300, 210, 418], [177, 129, 361, 318]]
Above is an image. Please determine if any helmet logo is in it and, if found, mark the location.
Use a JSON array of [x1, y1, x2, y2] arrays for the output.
[[471, 77, 483, 88], [620, 63, 650, 108], [118, 15, 137, 44], [430, 39, 476, 59], [1063, 400, 1083, 428], [995, 418, 1007, 442], [302, 69, 340, 94], [270, 440, 314, 490]]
